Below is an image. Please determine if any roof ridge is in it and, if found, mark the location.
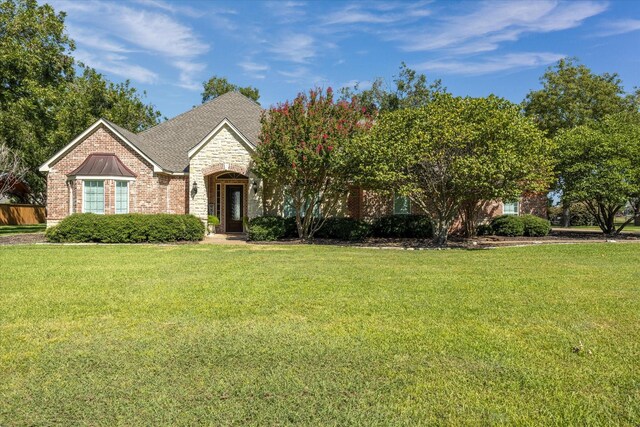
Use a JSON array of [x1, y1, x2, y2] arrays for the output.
[[139, 91, 260, 137]]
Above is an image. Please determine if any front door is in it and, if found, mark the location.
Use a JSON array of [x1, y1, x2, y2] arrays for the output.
[[225, 185, 244, 232]]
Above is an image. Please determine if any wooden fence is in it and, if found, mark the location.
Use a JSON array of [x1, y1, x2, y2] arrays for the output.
[[0, 204, 46, 225]]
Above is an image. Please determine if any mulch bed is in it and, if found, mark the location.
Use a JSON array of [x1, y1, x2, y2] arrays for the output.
[[251, 229, 640, 250], [2, 229, 638, 249]]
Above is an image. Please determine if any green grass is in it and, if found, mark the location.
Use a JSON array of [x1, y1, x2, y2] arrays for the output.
[[0, 223, 45, 235], [556, 219, 640, 233], [1, 244, 639, 426], [568, 224, 640, 233]]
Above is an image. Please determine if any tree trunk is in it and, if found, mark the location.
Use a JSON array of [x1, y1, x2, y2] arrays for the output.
[[561, 200, 571, 227], [460, 201, 477, 238], [432, 219, 450, 246], [635, 216, 640, 226]]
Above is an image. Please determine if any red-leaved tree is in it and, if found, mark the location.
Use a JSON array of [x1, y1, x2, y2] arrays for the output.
[[253, 88, 372, 240]]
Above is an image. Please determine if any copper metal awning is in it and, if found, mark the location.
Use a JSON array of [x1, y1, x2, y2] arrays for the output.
[[68, 153, 137, 178]]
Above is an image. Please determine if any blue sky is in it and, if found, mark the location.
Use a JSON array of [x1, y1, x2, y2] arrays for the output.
[[48, 0, 640, 119]]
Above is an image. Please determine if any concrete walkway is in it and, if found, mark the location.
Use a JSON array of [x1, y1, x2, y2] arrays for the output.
[[201, 233, 248, 245]]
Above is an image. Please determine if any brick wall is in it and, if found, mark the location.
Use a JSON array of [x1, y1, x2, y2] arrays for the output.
[[355, 187, 547, 222], [46, 125, 188, 226]]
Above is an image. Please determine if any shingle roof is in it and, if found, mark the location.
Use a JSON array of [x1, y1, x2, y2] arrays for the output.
[[68, 153, 137, 177], [125, 91, 263, 172]]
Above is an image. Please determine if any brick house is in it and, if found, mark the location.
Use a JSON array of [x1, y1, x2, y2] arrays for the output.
[[40, 92, 546, 231]]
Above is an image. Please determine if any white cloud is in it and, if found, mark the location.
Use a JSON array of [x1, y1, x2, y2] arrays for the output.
[[133, 0, 204, 17], [115, 7, 209, 58], [266, 1, 307, 23], [49, 0, 209, 88], [174, 61, 207, 90], [75, 50, 159, 83], [598, 19, 640, 36], [270, 34, 316, 63], [415, 52, 566, 75], [239, 61, 269, 79], [392, 1, 607, 52], [66, 25, 133, 53], [323, 3, 431, 25], [277, 67, 327, 85]]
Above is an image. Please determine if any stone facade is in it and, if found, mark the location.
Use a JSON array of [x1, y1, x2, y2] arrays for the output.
[[45, 125, 188, 226], [188, 124, 263, 228]]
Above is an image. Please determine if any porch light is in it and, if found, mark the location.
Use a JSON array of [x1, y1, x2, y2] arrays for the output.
[[191, 181, 198, 198], [252, 180, 258, 195]]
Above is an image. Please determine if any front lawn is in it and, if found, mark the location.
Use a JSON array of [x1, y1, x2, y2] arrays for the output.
[[0, 223, 45, 235], [1, 244, 638, 425]]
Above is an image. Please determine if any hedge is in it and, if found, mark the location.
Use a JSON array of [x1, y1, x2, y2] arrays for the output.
[[247, 216, 371, 241], [522, 214, 551, 237], [45, 213, 204, 243], [489, 214, 551, 237], [247, 216, 286, 241], [370, 215, 433, 239], [490, 215, 525, 236], [315, 217, 371, 241]]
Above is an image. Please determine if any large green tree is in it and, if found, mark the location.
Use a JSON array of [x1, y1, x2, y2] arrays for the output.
[[340, 62, 447, 113], [253, 87, 370, 240], [0, 0, 74, 201], [554, 113, 640, 235], [0, 0, 161, 202], [201, 76, 260, 104], [51, 67, 162, 150], [523, 58, 638, 226], [352, 94, 553, 245], [523, 58, 635, 137]]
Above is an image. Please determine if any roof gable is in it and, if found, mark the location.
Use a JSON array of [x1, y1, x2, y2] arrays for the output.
[[187, 118, 255, 159], [135, 92, 262, 172], [39, 92, 262, 174], [39, 119, 163, 173]]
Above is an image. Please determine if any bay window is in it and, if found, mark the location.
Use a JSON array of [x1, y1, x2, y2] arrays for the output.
[[83, 180, 104, 214]]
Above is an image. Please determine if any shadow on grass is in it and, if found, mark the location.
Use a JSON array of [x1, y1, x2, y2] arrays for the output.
[[0, 224, 46, 236]]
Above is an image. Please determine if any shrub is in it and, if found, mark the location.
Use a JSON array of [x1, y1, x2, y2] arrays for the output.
[[183, 215, 207, 240], [476, 223, 493, 236], [207, 215, 220, 226], [45, 213, 204, 243], [316, 217, 371, 241], [570, 202, 597, 226], [522, 214, 551, 237], [283, 216, 298, 238], [491, 215, 525, 236], [370, 215, 433, 238], [247, 216, 286, 241]]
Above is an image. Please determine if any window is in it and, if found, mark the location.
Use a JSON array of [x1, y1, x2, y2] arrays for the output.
[[503, 200, 519, 215], [284, 193, 296, 218], [83, 180, 104, 214], [283, 193, 320, 217], [215, 183, 221, 219], [115, 181, 129, 214], [393, 193, 411, 215]]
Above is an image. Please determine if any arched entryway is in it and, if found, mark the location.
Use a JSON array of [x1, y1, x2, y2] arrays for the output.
[[205, 168, 250, 233]]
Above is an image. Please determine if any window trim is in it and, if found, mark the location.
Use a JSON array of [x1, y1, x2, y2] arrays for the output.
[[393, 193, 411, 215], [82, 180, 105, 214], [115, 180, 129, 214], [503, 200, 520, 216]]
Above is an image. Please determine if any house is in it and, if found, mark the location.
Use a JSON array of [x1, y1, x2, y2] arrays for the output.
[[40, 92, 546, 231]]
